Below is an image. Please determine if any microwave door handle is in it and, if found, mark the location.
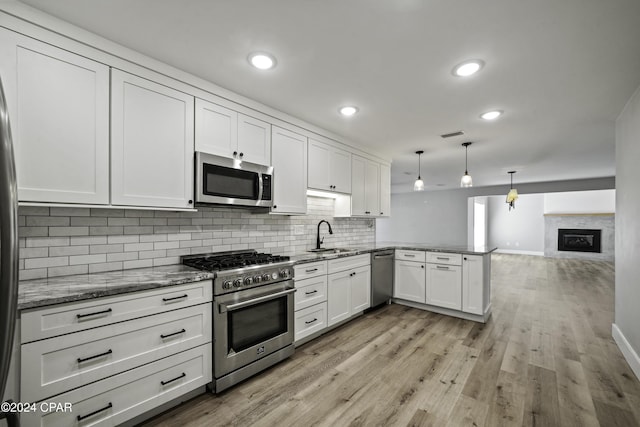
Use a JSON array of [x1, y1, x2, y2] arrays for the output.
[[219, 288, 296, 313], [257, 173, 263, 202]]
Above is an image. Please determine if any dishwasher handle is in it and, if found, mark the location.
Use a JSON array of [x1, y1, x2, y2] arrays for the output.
[[373, 253, 394, 259]]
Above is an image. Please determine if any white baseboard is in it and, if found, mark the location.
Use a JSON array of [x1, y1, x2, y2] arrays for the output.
[[493, 249, 544, 256], [612, 323, 640, 381]]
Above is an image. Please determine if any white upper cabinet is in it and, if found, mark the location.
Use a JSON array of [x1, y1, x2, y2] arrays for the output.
[[195, 99, 271, 165], [271, 126, 307, 215], [379, 163, 391, 217], [351, 155, 380, 216], [0, 28, 109, 204], [307, 139, 351, 193], [111, 70, 194, 209]]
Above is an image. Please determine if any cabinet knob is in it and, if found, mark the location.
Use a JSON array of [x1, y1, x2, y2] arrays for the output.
[[380, 212, 383, 215], [421, 265, 424, 269], [188, 200, 193, 204], [233, 151, 238, 157], [239, 152, 244, 158], [464, 257, 467, 261], [365, 211, 370, 214], [273, 205, 277, 209]]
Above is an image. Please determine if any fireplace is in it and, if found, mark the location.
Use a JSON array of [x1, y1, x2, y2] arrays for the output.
[[557, 229, 601, 253]]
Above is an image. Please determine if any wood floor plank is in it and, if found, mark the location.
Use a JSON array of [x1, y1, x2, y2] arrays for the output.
[[143, 254, 640, 427]]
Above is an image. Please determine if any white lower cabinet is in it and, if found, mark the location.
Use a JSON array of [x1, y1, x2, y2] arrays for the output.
[[327, 270, 351, 326], [20, 282, 213, 426], [462, 254, 487, 315], [425, 264, 462, 310], [394, 260, 426, 303], [327, 258, 371, 327], [21, 344, 211, 427], [294, 303, 328, 343]]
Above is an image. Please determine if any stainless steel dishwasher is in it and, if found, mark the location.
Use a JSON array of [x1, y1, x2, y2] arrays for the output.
[[371, 250, 394, 308]]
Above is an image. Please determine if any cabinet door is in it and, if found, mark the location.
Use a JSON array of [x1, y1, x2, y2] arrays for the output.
[[364, 160, 380, 216], [271, 126, 307, 214], [462, 255, 484, 315], [307, 138, 331, 191], [238, 113, 271, 165], [195, 98, 237, 158], [350, 266, 371, 313], [111, 70, 194, 208], [426, 264, 462, 310], [327, 270, 351, 326], [0, 28, 109, 204], [379, 163, 391, 217], [394, 260, 426, 303], [330, 147, 352, 194], [351, 155, 366, 215]]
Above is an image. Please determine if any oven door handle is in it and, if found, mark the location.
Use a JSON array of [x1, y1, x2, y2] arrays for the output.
[[219, 288, 296, 313]]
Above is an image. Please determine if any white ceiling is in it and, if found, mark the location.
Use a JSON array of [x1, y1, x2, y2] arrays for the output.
[[19, 0, 640, 191]]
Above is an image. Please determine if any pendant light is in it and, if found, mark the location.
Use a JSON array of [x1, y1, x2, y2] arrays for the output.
[[414, 150, 425, 191], [506, 171, 518, 210], [460, 142, 473, 187]]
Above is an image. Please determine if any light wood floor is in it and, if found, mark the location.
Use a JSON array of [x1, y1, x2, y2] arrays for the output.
[[143, 254, 640, 427]]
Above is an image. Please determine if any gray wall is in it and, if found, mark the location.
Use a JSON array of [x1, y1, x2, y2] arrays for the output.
[[615, 85, 640, 370], [487, 193, 545, 254], [376, 190, 468, 245]]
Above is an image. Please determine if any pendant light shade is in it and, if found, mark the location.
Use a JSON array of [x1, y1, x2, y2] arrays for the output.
[[460, 142, 473, 187], [506, 171, 518, 210], [414, 150, 425, 191]]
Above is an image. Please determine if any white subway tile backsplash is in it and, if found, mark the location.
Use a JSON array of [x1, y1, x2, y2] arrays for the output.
[[18, 197, 374, 279]]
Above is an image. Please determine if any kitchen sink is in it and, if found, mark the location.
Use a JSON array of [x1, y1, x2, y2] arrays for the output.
[[307, 248, 357, 254]]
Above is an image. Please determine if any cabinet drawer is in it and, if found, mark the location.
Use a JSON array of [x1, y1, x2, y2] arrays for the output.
[[295, 276, 328, 311], [327, 254, 369, 274], [294, 261, 327, 280], [426, 252, 462, 266], [21, 281, 212, 343], [395, 250, 426, 263], [21, 303, 211, 403], [295, 302, 327, 343], [21, 344, 211, 427]]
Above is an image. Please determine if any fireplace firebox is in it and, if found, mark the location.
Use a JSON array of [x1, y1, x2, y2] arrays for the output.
[[557, 229, 601, 253]]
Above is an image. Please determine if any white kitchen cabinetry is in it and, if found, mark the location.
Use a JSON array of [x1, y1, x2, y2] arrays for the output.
[[195, 99, 271, 165], [293, 261, 328, 344], [20, 281, 212, 425], [327, 255, 371, 327], [271, 126, 307, 215], [426, 263, 462, 310], [379, 163, 391, 217], [0, 28, 110, 204], [462, 254, 490, 315], [394, 259, 426, 303], [111, 70, 194, 209], [307, 138, 351, 193]]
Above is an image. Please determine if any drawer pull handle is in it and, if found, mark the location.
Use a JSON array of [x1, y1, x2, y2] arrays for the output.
[[77, 402, 112, 421], [76, 308, 112, 319], [436, 266, 449, 270], [436, 257, 450, 260], [404, 254, 416, 258], [305, 268, 319, 273], [161, 372, 186, 386], [162, 294, 188, 302], [160, 328, 186, 339], [305, 318, 318, 325], [305, 290, 318, 295], [77, 349, 112, 364]]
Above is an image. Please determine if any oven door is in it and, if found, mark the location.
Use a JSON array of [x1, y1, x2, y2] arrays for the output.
[[213, 281, 295, 378], [195, 151, 273, 208]]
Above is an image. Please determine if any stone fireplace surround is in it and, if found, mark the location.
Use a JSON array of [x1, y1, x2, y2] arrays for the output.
[[544, 214, 614, 261]]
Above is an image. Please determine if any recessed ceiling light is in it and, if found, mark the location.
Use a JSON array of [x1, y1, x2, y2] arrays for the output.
[[248, 52, 276, 70], [339, 106, 359, 117], [452, 60, 484, 77], [480, 110, 503, 120]]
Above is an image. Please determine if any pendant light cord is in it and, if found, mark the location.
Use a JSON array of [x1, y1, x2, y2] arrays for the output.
[[465, 145, 469, 174], [418, 152, 421, 179]]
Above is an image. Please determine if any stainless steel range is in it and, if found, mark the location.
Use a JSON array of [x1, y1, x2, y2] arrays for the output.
[[182, 250, 295, 392]]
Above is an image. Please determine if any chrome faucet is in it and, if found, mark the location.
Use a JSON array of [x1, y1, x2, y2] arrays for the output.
[[316, 220, 333, 250]]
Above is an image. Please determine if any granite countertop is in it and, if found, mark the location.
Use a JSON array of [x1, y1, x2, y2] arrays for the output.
[[289, 242, 497, 264], [19, 243, 496, 310], [18, 265, 214, 310]]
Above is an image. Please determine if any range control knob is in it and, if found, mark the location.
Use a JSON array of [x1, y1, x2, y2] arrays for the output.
[[233, 279, 242, 288], [262, 273, 271, 282], [271, 272, 278, 280], [244, 277, 253, 286], [254, 275, 262, 283], [222, 280, 232, 290], [279, 269, 290, 278]]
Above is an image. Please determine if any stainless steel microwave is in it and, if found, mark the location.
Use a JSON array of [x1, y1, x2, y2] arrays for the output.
[[195, 152, 273, 208]]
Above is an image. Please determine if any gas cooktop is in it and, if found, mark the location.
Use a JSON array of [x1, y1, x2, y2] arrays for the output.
[[181, 250, 290, 272]]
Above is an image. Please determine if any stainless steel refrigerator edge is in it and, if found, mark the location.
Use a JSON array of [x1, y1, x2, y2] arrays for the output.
[[0, 74, 20, 427], [371, 250, 394, 307]]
